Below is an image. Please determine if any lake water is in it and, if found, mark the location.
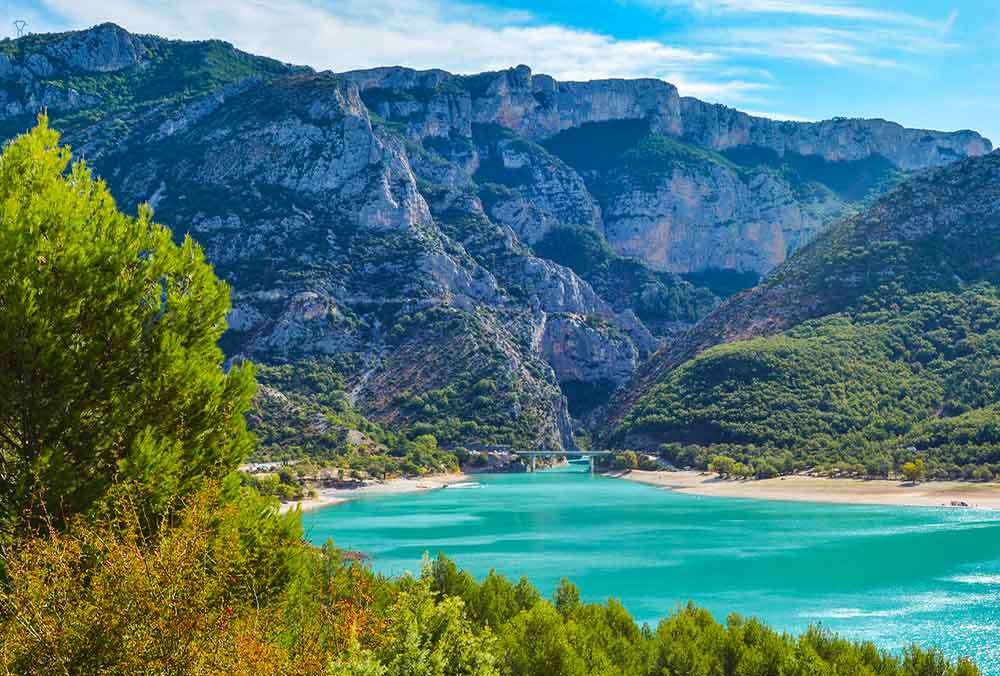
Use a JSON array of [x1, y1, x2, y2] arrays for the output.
[[303, 463, 1000, 672]]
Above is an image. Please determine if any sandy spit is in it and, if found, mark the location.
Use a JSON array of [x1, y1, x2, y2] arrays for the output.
[[611, 470, 1000, 510], [278, 473, 471, 514]]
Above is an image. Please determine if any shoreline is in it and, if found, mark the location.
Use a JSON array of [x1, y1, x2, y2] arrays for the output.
[[610, 469, 1000, 509], [277, 467, 1000, 512], [278, 472, 471, 514]]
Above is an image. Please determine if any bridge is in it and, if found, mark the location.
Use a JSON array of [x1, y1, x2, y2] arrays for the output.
[[515, 449, 613, 472]]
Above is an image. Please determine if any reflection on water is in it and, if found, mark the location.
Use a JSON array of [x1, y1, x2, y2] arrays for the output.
[[304, 466, 1000, 673]]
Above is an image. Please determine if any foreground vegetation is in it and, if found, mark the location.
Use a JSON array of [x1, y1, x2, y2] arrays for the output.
[[3, 516, 980, 676], [0, 121, 981, 675]]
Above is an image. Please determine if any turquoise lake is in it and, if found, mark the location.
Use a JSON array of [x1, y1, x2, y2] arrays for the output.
[[303, 464, 1000, 672]]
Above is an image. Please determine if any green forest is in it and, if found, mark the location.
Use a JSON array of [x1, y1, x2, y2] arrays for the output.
[[618, 287, 1000, 480], [249, 358, 460, 478], [0, 121, 982, 674]]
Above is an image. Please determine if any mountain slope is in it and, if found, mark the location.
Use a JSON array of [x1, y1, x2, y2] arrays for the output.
[[609, 151, 1000, 478], [1, 23, 991, 454]]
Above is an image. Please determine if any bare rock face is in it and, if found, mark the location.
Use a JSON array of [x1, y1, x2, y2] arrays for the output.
[[677, 98, 992, 169], [343, 67, 473, 143], [42, 22, 148, 73], [0, 24, 148, 123], [472, 125, 602, 244], [0, 55, 95, 122], [466, 66, 683, 140], [344, 63, 990, 281], [602, 162, 845, 274], [463, 65, 990, 169], [538, 314, 641, 386]]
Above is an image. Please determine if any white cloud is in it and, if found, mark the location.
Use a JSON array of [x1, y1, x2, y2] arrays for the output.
[[638, 0, 960, 71], [666, 73, 773, 102], [710, 23, 958, 69], [29, 0, 745, 90]]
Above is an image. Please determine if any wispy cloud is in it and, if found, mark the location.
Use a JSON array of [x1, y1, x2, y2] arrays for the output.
[[742, 109, 815, 122], [666, 73, 774, 103], [942, 9, 960, 32], [651, 0, 961, 70], [652, 0, 943, 28], [709, 24, 957, 69], [20, 0, 774, 105]]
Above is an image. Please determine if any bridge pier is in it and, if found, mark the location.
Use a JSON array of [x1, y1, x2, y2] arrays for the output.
[[531, 455, 536, 472], [589, 456, 594, 474]]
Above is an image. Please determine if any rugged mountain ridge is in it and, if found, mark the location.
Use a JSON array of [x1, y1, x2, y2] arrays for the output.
[[347, 63, 989, 166], [0, 23, 991, 453], [344, 64, 989, 276], [619, 149, 1000, 393]]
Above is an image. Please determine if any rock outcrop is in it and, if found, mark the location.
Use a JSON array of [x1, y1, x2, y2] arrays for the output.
[[347, 64, 989, 165], [600, 160, 845, 273]]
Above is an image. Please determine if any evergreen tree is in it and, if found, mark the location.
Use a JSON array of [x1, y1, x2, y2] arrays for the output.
[[0, 118, 255, 532]]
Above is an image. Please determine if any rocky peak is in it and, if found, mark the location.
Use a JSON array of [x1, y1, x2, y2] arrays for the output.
[[340, 65, 454, 92], [459, 65, 682, 140], [40, 22, 149, 73]]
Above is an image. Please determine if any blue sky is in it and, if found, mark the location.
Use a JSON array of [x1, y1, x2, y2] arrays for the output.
[[5, 0, 999, 143]]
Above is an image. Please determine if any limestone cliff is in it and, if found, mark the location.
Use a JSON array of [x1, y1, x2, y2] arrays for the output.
[[345, 64, 990, 277]]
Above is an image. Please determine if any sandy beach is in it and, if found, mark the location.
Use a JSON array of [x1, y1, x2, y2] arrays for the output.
[[278, 473, 471, 513], [612, 469, 1000, 509]]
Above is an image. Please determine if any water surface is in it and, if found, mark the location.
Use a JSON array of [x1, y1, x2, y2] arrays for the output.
[[304, 464, 1000, 672]]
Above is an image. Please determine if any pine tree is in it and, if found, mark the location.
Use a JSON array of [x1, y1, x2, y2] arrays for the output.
[[0, 117, 255, 532]]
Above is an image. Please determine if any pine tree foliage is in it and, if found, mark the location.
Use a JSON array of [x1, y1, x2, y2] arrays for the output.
[[0, 116, 255, 531]]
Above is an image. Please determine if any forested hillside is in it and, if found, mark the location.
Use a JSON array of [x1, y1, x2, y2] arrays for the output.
[[611, 151, 1000, 478]]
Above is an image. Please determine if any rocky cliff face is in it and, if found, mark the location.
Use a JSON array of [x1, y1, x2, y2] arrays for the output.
[[100, 72, 627, 449], [1, 23, 991, 451], [346, 62, 989, 167], [598, 156, 845, 274], [344, 64, 989, 278]]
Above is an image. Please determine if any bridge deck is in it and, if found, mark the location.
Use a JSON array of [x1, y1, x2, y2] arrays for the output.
[[514, 451, 612, 457]]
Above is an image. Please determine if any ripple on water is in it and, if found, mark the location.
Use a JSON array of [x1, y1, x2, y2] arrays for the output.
[[313, 512, 483, 531], [949, 573, 1000, 585]]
